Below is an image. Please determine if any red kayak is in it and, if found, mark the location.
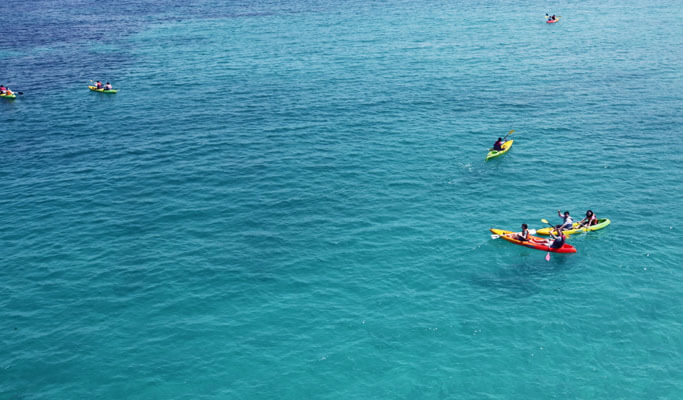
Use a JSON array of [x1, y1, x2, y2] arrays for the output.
[[490, 229, 576, 253], [546, 19, 558, 23]]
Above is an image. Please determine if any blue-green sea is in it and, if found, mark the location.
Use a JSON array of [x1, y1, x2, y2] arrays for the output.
[[2, 0, 682, 398]]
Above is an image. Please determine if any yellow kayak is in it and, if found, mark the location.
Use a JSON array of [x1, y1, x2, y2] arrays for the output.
[[88, 85, 118, 94], [536, 218, 611, 236], [486, 140, 513, 161]]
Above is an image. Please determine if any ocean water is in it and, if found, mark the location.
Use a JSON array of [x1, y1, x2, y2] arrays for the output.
[[1, 0, 682, 398]]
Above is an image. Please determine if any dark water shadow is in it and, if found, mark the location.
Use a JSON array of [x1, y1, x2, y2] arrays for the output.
[[469, 252, 574, 298]]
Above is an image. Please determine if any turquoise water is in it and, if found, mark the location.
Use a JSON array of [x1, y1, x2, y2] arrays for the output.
[[2, 0, 682, 398]]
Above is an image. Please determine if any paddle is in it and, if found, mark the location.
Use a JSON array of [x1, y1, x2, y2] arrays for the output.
[[540, 219, 556, 261], [491, 229, 535, 240], [542, 217, 576, 236]]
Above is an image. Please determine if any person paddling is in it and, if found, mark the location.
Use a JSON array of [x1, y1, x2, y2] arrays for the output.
[[577, 210, 598, 228], [0, 84, 6, 94], [95, 80, 103, 89], [557, 210, 574, 230], [548, 225, 567, 249], [104, 82, 113, 90], [492, 137, 505, 151]]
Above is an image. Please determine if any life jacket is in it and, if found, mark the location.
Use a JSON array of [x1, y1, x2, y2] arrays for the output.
[[551, 233, 566, 248]]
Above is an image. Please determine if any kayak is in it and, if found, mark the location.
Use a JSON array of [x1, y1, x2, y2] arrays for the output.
[[486, 140, 513, 161], [536, 218, 611, 236], [88, 85, 118, 94], [546, 19, 558, 23], [0, 93, 16, 99], [490, 228, 577, 253]]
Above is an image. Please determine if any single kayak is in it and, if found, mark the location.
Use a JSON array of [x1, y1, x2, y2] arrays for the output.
[[0, 93, 16, 99], [490, 228, 577, 253], [536, 218, 611, 236], [486, 140, 513, 161], [88, 85, 118, 94]]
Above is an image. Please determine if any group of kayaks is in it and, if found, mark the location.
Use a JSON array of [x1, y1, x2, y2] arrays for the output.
[[491, 218, 611, 255], [486, 122, 609, 257], [2, 81, 117, 100]]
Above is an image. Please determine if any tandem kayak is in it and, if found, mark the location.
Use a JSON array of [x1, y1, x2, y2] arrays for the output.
[[536, 218, 611, 236], [486, 140, 513, 161], [546, 19, 558, 23], [88, 86, 118, 94], [490, 228, 577, 253], [0, 93, 16, 99]]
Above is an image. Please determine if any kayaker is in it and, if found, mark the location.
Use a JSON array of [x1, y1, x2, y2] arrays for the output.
[[492, 138, 504, 151], [96, 81, 103, 89], [0, 84, 6, 94], [551, 15, 556, 21], [104, 82, 113, 90], [515, 224, 530, 242], [548, 226, 567, 249], [557, 210, 574, 230], [577, 210, 598, 228]]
